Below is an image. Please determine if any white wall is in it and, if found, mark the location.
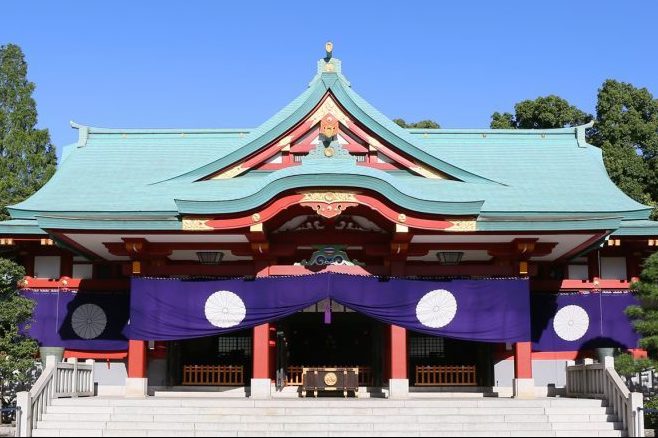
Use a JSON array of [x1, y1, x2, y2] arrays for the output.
[[567, 264, 589, 280], [600, 257, 627, 280], [72, 264, 93, 279], [34, 256, 61, 279]]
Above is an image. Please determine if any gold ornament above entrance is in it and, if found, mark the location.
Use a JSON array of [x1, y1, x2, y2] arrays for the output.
[[299, 191, 359, 219]]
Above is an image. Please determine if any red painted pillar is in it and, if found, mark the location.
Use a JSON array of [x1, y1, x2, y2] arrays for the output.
[[514, 341, 533, 379], [253, 323, 271, 380], [389, 325, 407, 379], [127, 340, 147, 378]]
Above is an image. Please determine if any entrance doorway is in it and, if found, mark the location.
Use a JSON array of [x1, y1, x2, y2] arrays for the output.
[[276, 301, 386, 389]]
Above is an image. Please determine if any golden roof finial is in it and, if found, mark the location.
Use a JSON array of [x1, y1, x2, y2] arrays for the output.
[[325, 41, 333, 60]]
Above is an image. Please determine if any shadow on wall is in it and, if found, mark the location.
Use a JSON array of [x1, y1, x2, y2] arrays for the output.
[[58, 292, 129, 347], [530, 293, 558, 345], [576, 337, 628, 361]]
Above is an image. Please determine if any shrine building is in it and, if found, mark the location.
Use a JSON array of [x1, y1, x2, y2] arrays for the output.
[[1, 43, 656, 398]]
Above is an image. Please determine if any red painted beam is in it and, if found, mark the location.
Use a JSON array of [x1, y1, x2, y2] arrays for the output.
[[530, 278, 635, 292], [202, 193, 457, 231], [64, 350, 128, 360], [19, 277, 129, 291]]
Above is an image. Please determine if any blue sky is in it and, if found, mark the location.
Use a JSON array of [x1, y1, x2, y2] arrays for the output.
[[2, 1, 657, 158]]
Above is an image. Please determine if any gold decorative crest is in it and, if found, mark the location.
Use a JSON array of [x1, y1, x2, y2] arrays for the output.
[[308, 97, 350, 126], [182, 217, 213, 231], [447, 220, 477, 232], [301, 192, 358, 203], [324, 372, 338, 386]]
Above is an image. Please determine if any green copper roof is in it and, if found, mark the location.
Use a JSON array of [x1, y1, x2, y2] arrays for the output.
[[0, 219, 47, 235], [612, 220, 658, 236], [6, 54, 654, 234]]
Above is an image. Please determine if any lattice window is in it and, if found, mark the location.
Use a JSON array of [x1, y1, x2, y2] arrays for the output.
[[217, 336, 252, 359], [409, 335, 445, 359]]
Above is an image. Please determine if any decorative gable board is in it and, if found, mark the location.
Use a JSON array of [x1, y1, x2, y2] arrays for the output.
[[208, 94, 450, 180]]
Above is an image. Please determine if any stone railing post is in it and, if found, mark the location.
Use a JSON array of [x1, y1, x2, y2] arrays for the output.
[[565, 360, 575, 396], [630, 392, 644, 437], [16, 391, 31, 437], [86, 359, 96, 395], [46, 355, 57, 395], [67, 358, 78, 395], [583, 358, 594, 394]]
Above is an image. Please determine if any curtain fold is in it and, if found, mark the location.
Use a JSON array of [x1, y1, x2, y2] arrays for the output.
[[127, 273, 531, 343]]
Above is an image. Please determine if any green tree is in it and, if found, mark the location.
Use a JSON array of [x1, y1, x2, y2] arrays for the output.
[[0, 43, 57, 220], [394, 118, 440, 129], [0, 43, 46, 418], [490, 112, 515, 129], [589, 80, 658, 208], [489, 95, 592, 129], [0, 257, 37, 414], [626, 253, 658, 356]]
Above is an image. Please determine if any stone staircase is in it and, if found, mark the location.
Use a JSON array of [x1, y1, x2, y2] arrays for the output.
[[32, 397, 626, 437]]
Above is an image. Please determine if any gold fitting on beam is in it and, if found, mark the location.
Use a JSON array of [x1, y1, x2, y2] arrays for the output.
[[0, 238, 14, 245], [132, 261, 142, 275], [519, 261, 529, 276], [516, 242, 536, 254], [40, 238, 54, 246], [395, 224, 409, 234]]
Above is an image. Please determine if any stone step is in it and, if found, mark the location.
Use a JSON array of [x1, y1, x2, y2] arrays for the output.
[[48, 397, 608, 408], [551, 422, 624, 431], [37, 413, 556, 424], [32, 430, 626, 438], [36, 418, 623, 432], [34, 396, 625, 438], [45, 405, 611, 417], [547, 414, 618, 423]]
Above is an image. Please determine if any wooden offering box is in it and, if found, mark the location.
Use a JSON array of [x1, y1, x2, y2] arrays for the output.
[[301, 367, 359, 397]]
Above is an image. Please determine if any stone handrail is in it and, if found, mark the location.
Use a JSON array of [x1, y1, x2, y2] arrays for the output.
[[16, 356, 95, 437], [566, 357, 644, 437]]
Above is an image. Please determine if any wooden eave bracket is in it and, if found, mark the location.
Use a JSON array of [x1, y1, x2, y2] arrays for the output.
[[248, 223, 270, 257]]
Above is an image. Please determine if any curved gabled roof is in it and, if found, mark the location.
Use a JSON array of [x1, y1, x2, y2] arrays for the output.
[[160, 70, 496, 185], [5, 53, 653, 231]]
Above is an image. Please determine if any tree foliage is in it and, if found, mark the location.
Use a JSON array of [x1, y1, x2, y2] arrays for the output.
[[490, 81, 658, 215], [0, 257, 38, 412], [0, 43, 46, 416], [490, 95, 592, 129], [393, 118, 440, 129], [0, 43, 57, 220], [626, 252, 658, 356], [589, 80, 658, 208], [614, 352, 654, 378]]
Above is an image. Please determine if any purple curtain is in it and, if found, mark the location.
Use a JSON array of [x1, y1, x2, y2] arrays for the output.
[[127, 274, 530, 343], [531, 292, 639, 351], [21, 290, 129, 351]]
